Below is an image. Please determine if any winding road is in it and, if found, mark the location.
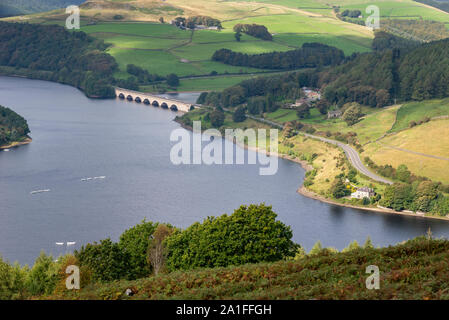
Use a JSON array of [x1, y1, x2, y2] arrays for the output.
[[302, 133, 393, 185], [244, 114, 394, 185]]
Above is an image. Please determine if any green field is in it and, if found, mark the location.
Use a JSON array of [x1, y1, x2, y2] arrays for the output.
[[83, 18, 370, 78], [140, 74, 261, 92], [313, 106, 400, 145], [341, 0, 449, 22], [80, 22, 287, 77], [222, 13, 373, 54], [391, 98, 449, 132], [264, 108, 299, 123]]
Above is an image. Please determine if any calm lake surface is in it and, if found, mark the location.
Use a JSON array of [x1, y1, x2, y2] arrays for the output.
[[1, 76, 449, 265]]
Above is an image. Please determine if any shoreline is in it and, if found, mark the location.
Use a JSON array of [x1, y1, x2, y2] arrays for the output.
[[0, 137, 32, 150], [175, 118, 449, 222]]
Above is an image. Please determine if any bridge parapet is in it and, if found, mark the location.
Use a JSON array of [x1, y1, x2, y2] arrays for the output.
[[115, 87, 197, 112]]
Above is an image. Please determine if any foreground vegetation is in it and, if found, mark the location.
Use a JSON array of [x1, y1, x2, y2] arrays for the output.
[[53, 236, 449, 300], [0, 105, 30, 148], [1, 203, 447, 300]]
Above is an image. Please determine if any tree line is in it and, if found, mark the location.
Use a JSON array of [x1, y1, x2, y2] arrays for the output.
[[0, 22, 118, 98], [363, 159, 449, 215], [212, 43, 345, 70], [172, 16, 222, 29]]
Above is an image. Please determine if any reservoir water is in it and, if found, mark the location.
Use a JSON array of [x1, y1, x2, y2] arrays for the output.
[[1, 76, 449, 265]]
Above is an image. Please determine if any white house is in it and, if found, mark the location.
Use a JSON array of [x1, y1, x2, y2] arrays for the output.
[[351, 187, 375, 199]]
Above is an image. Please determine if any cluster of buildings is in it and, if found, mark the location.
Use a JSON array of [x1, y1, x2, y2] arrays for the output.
[[170, 20, 220, 31], [289, 87, 321, 108], [288, 87, 345, 119], [302, 87, 321, 101]]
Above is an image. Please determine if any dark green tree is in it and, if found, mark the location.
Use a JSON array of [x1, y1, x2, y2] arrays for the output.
[[165, 204, 299, 271], [209, 109, 225, 127], [118, 220, 158, 279], [166, 73, 180, 87], [235, 31, 242, 42], [342, 103, 363, 126], [331, 179, 350, 198], [75, 239, 130, 282], [296, 104, 310, 119], [233, 106, 246, 122]]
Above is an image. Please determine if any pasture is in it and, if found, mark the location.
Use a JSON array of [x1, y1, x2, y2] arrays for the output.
[[340, 0, 449, 22], [363, 119, 449, 184], [390, 98, 449, 132]]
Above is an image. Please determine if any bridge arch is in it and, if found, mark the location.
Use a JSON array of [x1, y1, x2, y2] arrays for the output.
[[115, 88, 198, 112]]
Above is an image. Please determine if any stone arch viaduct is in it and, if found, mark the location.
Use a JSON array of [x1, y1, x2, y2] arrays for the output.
[[115, 88, 197, 112]]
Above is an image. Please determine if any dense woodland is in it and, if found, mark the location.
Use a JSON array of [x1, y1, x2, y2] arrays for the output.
[[0, 105, 30, 146], [233, 24, 272, 41], [372, 31, 420, 52], [381, 19, 449, 42], [212, 43, 345, 70], [0, 0, 84, 17], [415, 0, 449, 13], [322, 37, 449, 105], [0, 22, 117, 98]]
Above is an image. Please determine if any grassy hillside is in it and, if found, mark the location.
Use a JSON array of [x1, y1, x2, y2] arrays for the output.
[[6, 0, 448, 89], [260, 98, 448, 185], [1, 0, 375, 87], [390, 98, 449, 132], [363, 118, 449, 184], [46, 237, 449, 300]]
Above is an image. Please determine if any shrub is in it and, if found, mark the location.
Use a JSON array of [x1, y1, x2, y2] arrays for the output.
[[25, 252, 58, 296], [118, 220, 158, 279], [0, 257, 27, 299], [165, 204, 299, 271], [75, 239, 130, 282]]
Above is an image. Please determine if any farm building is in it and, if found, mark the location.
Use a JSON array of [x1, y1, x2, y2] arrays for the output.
[[327, 110, 342, 119]]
